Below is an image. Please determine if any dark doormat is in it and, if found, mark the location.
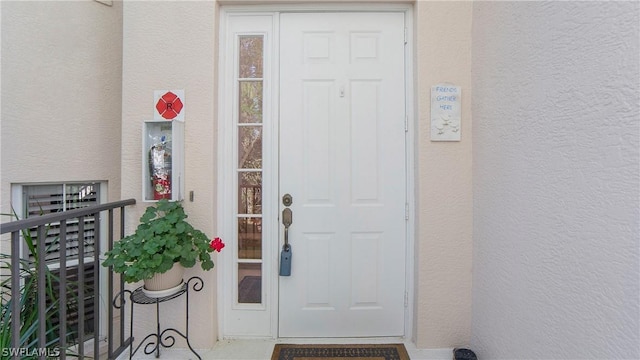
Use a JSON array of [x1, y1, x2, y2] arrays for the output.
[[271, 344, 410, 360]]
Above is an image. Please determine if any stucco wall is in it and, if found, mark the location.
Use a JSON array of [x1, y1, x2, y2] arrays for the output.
[[120, 0, 219, 348], [471, 2, 640, 358], [120, 0, 473, 349], [1, 0, 476, 350], [414, 0, 473, 348], [1, 0, 123, 216]]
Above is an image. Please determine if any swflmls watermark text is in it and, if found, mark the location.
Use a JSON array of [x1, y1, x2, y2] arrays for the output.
[[1, 347, 61, 359]]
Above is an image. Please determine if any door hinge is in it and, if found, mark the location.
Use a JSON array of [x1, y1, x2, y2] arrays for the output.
[[404, 28, 408, 45], [404, 115, 409, 132], [405, 203, 409, 220], [404, 291, 409, 308]]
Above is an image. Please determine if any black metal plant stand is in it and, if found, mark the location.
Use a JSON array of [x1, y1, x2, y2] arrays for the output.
[[113, 276, 204, 360]]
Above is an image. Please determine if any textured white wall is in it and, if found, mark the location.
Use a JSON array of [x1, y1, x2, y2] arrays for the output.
[[471, 2, 640, 358], [414, 0, 473, 348], [0, 1, 123, 212], [121, 0, 219, 348]]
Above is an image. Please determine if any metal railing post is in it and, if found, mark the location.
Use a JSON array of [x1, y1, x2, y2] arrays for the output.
[[77, 216, 85, 358], [10, 231, 20, 360], [37, 225, 46, 359], [59, 220, 68, 360], [107, 209, 114, 359], [93, 211, 101, 359]]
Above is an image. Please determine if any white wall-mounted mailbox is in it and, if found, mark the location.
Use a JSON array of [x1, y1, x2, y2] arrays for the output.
[[143, 120, 184, 201]]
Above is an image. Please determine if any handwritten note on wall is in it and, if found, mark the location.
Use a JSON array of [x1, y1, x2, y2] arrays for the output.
[[431, 85, 461, 141]]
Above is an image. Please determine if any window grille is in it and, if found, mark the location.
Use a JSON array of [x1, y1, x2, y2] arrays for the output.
[[23, 183, 98, 262], [22, 183, 100, 341]]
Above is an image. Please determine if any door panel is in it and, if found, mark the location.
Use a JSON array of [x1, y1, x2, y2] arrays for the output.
[[279, 12, 406, 337]]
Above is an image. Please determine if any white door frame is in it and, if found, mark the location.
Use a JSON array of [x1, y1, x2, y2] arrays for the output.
[[217, 3, 416, 340]]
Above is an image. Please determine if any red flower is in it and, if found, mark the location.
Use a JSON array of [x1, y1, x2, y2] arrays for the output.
[[210, 237, 225, 252]]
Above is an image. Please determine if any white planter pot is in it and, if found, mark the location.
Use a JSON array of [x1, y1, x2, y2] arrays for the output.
[[142, 263, 185, 297]]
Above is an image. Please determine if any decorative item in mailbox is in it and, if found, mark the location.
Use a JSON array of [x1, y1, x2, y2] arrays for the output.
[[143, 120, 184, 201], [149, 134, 172, 200]]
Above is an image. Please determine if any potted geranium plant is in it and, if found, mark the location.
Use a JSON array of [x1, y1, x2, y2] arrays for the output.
[[102, 199, 224, 296]]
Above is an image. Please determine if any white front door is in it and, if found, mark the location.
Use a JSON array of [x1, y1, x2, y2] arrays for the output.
[[279, 12, 407, 337]]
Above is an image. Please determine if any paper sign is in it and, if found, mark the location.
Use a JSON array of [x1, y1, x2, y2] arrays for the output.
[[431, 85, 461, 141]]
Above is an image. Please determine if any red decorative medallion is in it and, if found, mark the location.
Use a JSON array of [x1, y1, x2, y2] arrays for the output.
[[155, 91, 184, 120]]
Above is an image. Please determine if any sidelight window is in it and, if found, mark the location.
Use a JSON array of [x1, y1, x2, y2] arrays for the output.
[[236, 35, 264, 304]]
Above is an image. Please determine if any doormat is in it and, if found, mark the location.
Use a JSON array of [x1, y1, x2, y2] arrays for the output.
[[238, 275, 261, 303], [271, 344, 410, 360]]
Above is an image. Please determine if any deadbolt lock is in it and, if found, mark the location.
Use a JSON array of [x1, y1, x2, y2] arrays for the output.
[[282, 194, 293, 207]]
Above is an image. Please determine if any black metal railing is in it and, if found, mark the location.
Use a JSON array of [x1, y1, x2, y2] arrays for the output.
[[1, 199, 136, 360]]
